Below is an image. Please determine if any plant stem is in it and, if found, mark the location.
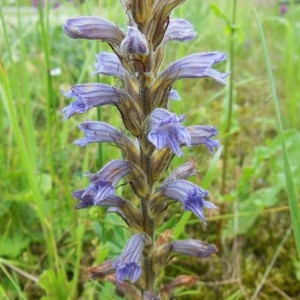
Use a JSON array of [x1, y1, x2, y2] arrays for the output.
[[218, 0, 237, 250]]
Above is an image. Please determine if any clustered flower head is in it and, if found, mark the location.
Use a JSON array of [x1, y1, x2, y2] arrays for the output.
[[62, 0, 228, 298]]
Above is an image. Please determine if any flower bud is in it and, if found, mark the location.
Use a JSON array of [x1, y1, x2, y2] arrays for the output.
[[120, 27, 149, 55]]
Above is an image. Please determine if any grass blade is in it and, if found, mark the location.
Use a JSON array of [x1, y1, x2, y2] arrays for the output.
[[255, 8, 300, 260]]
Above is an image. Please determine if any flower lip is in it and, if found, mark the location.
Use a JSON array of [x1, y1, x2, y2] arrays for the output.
[[147, 108, 191, 157], [164, 18, 197, 42], [159, 51, 229, 85], [63, 16, 124, 44], [62, 83, 127, 119], [160, 179, 217, 224], [113, 233, 145, 283]]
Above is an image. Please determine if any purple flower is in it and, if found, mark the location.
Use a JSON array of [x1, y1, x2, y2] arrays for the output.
[[164, 18, 197, 42], [164, 161, 196, 183], [158, 51, 229, 85], [94, 52, 126, 79], [160, 180, 216, 224], [74, 121, 130, 148], [113, 233, 145, 283], [74, 160, 131, 207], [171, 239, 217, 257], [120, 27, 149, 55], [63, 17, 124, 44], [62, 83, 128, 119], [187, 125, 219, 153], [147, 108, 191, 157]]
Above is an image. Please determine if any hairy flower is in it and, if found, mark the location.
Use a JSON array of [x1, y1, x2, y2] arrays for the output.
[[62, 83, 128, 119], [188, 125, 219, 152], [158, 51, 228, 85], [113, 233, 145, 283], [171, 239, 217, 257], [74, 121, 130, 147], [74, 160, 131, 207], [164, 18, 197, 42], [159, 180, 216, 224], [63, 16, 124, 44], [94, 52, 126, 78], [120, 26, 148, 55], [147, 108, 191, 157], [164, 161, 196, 183]]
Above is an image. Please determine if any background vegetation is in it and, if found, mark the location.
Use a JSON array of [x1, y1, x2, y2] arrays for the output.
[[1, 0, 300, 299]]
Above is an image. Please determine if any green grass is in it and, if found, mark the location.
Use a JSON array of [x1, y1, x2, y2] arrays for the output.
[[1, 0, 300, 299]]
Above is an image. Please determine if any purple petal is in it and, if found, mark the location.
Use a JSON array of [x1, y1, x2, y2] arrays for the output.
[[62, 83, 127, 119], [94, 52, 125, 78], [164, 18, 197, 42], [63, 17, 124, 44], [73, 189, 94, 208], [83, 181, 115, 205], [161, 180, 216, 224], [89, 159, 131, 186], [148, 108, 191, 157], [120, 27, 148, 55], [171, 239, 217, 257], [169, 89, 181, 101], [159, 52, 229, 84], [188, 125, 219, 153], [113, 233, 145, 283], [74, 121, 128, 146], [165, 161, 196, 183]]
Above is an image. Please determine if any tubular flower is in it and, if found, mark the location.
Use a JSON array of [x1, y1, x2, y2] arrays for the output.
[[63, 16, 124, 44], [159, 180, 217, 224], [158, 51, 229, 85], [164, 18, 197, 42], [147, 108, 191, 157], [113, 233, 145, 283], [62, 83, 128, 119], [94, 52, 126, 78], [75, 160, 131, 207], [187, 125, 219, 152]]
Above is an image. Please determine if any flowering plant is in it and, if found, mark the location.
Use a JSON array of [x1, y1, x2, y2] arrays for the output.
[[62, 0, 228, 298]]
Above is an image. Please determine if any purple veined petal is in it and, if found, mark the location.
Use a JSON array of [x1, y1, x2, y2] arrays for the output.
[[75, 160, 131, 206], [169, 89, 181, 101], [89, 159, 131, 186], [165, 161, 196, 183], [120, 26, 149, 55], [62, 83, 127, 119], [74, 121, 128, 146], [160, 180, 216, 224], [83, 181, 115, 205], [63, 16, 124, 44], [147, 108, 191, 157], [94, 52, 126, 79], [187, 125, 219, 153], [113, 233, 145, 283], [159, 51, 229, 85], [73, 189, 94, 209], [164, 18, 197, 42], [171, 239, 217, 258]]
